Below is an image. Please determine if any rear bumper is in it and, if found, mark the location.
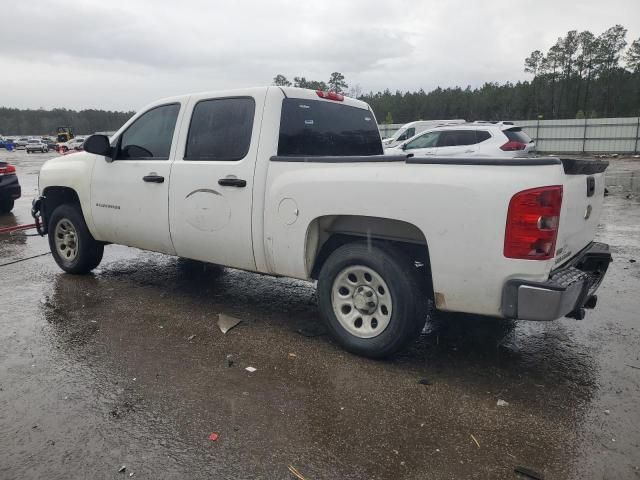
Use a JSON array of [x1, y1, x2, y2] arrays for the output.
[[502, 242, 612, 321]]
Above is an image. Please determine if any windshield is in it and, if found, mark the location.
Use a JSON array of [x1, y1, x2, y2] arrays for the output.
[[278, 98, 382, 156]]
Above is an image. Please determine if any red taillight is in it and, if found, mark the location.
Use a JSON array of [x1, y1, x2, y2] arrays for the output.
[[316, 90, 344, 101], [0, 164, 16, 175], [500, 140, 527, 151], [504, 186, 563, 260]]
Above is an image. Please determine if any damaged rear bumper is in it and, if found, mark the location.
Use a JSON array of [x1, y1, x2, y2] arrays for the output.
[[502, 242, 612, 321]]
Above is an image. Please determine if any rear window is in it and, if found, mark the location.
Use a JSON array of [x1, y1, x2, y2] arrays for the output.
[[278, 98, 382, 156], [185, 97, 255, 161], [504, 127, 531, 143]]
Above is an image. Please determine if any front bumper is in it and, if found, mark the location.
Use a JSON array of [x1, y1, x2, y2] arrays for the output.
[[502, 242, 612, 321]]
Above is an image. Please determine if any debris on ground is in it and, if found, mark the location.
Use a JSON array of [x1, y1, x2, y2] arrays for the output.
[[129, 473, 134, 478], [514, 466, 544, 479], [187, 334, 196, 341], [470, 434, 480, 448], [118, 465, 126, 473], [226, 354, 234, 367], [288, 464, 307, 480], [418, 378, 432, 385], [288, 353, 297, 359], [218, 314, 242, 334], [245, 366, 257, 373], [604, 409, 611, 415], [208, 432, 219, 441], [497, 399, 509, 407], [630, 259, 637, 263]]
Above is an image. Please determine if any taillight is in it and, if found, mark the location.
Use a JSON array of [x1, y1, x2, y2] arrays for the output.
[[0, 164, 16, 175], [504, 186, 563, 260], [500, 141, 527, 151], [316, 90, 344, 101]]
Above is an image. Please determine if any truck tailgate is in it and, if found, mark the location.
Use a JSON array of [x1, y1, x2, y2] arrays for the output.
[[553, 159, 608, 267]]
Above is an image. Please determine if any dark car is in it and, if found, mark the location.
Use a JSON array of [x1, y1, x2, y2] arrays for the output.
[[41, 137, 57, 149], [0, 162, 21, 213]]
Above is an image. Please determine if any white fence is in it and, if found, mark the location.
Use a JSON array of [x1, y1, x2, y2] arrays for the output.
[[378, 117, 640, 154]]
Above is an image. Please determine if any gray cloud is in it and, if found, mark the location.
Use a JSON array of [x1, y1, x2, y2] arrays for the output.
[[1, 0, 638, 110]]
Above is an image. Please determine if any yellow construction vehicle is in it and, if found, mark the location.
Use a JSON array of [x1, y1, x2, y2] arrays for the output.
[[56, 126, 74, 143]]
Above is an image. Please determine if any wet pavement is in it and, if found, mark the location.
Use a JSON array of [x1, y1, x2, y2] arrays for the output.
[[1, 150, 639, 479]]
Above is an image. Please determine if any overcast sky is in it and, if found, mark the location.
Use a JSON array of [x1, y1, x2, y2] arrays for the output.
[[1, 0, 638, 111]]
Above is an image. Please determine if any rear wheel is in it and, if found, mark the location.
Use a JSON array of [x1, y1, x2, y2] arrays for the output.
[[0, 198, 14, 213], [317, 241, 428, 358], [48, 204, 103, 274]]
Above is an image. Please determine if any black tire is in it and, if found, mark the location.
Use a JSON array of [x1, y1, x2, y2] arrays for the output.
[[0, 198, 14, 213], [317, 241, 428, 358], [48, 204, 104, 274]]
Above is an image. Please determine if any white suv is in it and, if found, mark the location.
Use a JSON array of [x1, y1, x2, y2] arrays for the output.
[[386, 122, 536, 158]]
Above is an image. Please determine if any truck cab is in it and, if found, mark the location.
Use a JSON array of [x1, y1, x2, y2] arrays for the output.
[[33, 86, 611, 358]]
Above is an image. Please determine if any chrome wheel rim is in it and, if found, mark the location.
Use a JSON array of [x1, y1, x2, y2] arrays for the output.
[[331, 265, 393, 338], [54, 218, 79, 263]]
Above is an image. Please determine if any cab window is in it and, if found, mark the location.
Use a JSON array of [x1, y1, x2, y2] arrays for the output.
[[185, 97, 255, 161], [115, 104, 180, 160]]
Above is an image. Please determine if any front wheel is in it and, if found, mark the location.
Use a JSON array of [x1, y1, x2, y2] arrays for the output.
[[48, 204, 104, 274], [317, 242, 428, 358]]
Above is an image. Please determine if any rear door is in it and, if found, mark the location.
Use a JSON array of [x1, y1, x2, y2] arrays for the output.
[[91, 102, 183, 254], [402, 131, 440, 156], [168, 91, 266, 271], [436, 130, 479, 156]]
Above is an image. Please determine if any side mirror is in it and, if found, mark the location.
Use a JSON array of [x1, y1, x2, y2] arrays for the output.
[[83, 135, 112, 158], [401, 143, 407, 151]]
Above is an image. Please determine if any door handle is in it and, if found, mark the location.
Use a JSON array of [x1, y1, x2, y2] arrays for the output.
[[143, 174, 164, 183], [218, 178, 247, 188]]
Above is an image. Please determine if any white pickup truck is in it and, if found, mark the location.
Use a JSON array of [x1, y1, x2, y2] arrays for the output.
[[32, 86, 612, 358]]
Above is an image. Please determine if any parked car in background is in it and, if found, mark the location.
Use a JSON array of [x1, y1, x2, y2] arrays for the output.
[[57, 137, 86, 152], [26, 139, 49, 153], [386, 122, 536, 158], [14, 137, 29, 149], [382, 119, 466, 148], [0, 162, 21, 213], [41, 137, 57, 149]]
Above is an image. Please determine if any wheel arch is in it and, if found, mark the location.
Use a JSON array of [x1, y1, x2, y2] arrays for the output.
[[41, 186, 83, 234], [305, 215, 434, 298]]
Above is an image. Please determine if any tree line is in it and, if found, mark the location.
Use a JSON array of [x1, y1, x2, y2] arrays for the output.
[[274, 25, 640, 123], [0, 107, 134, 136], [2, 25, 638, 135]]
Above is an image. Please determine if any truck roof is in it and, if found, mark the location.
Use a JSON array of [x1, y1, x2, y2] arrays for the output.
[[147, 86, 371, 114]]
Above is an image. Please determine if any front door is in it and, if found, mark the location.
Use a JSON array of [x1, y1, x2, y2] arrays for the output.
[[91, 102, 183, 254], [402, 130, 440, 156], [169, 90, 266, 271]]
